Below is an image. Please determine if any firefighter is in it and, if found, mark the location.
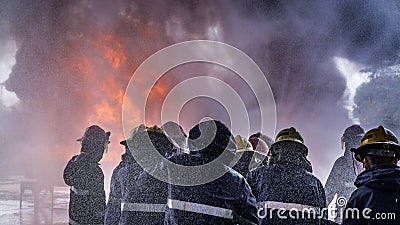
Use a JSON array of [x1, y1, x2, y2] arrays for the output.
[[249, 132, 274, 155], [342, 126, 400, 225], [63, 125, 110, 225], [232, 135, 255, 177], [119, 125, 174, 224], [104, 124, 146, 225], [249, 132, 273, 166], [165, 120, 259, 225], [324, 124, 364, 223], [162, 121, 188, 153], [233, 135, 267, 177], [247, 127, 327, 224], [246, 133, 272, 197]]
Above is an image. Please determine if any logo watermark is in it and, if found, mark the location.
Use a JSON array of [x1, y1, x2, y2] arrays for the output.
[[257, 197, 396, 221]]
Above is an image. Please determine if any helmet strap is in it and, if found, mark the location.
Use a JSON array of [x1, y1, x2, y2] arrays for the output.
[[104, 141, 109, 153]]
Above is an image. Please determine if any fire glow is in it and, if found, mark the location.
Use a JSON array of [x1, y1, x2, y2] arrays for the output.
[[69, 32, 170, 162]]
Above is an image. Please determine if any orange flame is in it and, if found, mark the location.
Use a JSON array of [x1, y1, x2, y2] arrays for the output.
[[59, 31, 169, 162], [145, 79, 170, 126], [88, 33, 128, 70], [75, 33, 129, 161]]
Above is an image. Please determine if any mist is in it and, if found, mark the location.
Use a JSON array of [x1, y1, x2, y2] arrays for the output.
[[0, 0, 400, 184]]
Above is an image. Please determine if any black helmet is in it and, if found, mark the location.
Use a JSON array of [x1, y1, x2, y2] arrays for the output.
[[77, 125, 110, 145], [341, 124, 364, 147], [78, 125, 110, 160], [188, 120, 236, 157]]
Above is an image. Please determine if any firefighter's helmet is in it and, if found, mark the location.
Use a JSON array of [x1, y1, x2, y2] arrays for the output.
[[120, 124, 147, 145], [269, 127, 307, 157], [78, 125, 110, 156], [249, 132, 274, 149], [351, 125, 400, 162], [162, 121, 187, 152], [188, 120, 236, 154], [274, 127, 304, 144], [162, 121, 186, 137], [146, 125, 164, 134], [341, 125, 364, 150], [235, 135, 253, 152], [77, 125, 110, 143], [146, 125, 175, 158]]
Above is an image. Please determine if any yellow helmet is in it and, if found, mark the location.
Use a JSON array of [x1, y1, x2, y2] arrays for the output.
[[274, 127, 304, 144], [146, 125, 164, 134], [351, 125, 400, 162], [360, 126, 398, 147], [235, 135, 253, 152], [120, 124, 147, 145]]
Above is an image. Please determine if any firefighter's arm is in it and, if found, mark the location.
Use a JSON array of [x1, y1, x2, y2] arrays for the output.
[[63, 155, 80, 186], [63, 154, 91, 186], [233, 178, 260, 225]]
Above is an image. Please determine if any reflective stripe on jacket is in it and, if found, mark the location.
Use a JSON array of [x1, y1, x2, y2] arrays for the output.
[[121, 202, 166, 212], [167, 199, 233, 219]]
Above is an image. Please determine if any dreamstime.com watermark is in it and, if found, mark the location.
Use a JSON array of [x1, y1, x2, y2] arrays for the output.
[[256, 198, 396, 221]]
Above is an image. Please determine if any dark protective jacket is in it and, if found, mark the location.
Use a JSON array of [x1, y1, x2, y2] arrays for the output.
[[342, 165, 400, 225], [164, 152, 259, 225], [104, 152, 137, 225], [120, 166, 169, 224], [246, 141, 327, 225], [119, 131, 174, 225], [324, 149, 357, 223], [63, 153, 106, 225]]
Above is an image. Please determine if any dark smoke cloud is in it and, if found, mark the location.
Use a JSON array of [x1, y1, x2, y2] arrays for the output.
[[354, 73, 400, 134], [0, 0, 222, 179], [0, 0, 399, 182], [215, 0, 400, 178]]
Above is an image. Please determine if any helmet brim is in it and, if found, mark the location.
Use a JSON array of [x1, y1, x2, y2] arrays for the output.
[[352, 142, 400, 162], [271, 139, 305, 148], [269, 140, 308, 157]]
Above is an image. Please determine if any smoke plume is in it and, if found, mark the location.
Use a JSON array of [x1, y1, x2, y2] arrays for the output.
[[0, 0, 399, 182]]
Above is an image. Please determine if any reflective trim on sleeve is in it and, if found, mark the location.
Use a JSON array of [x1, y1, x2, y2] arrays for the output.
[[71, 186, 102, 196], [71, 186, 90, 195], [70, 186, 104, 196], [121, 202, 166, 212], [167, 199, 233, 219], [259, 201, 320, 215]]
